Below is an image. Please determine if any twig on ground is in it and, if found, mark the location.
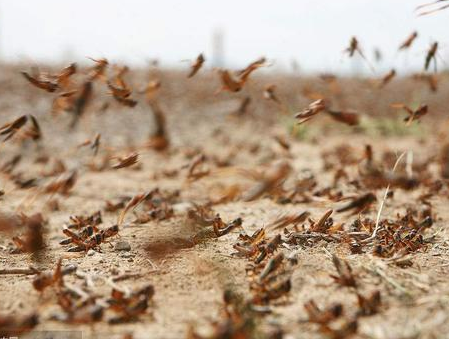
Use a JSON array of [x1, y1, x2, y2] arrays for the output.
[[362, 151, 407, 244], [0, 267, 39, 275]]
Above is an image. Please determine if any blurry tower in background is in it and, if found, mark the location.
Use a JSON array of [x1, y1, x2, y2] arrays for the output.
[[211, 28, 225, 68], [350, 54, 363, 76]]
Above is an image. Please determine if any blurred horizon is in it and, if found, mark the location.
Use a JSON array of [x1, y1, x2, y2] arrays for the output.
[[0, 0, 448, 75]]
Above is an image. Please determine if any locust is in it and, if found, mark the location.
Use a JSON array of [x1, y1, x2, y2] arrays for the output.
[[303, 300, 343, 325], [344, 36, 374, 71], [112, 152, 139, 169], [107, 284, 155, 323], [379, 69, 396, 87], [147, 100, 169, 151], [0, 115, 28, 142], [212, 216, 243, 237], [187, 53, 205, 78], [21, 71, 58, 92], [12, 213, 45, 254], [66, 225, 119, 252], [417, 0, 449, 15], [391, 103, 429, 125], [424, 42, 438, 72], [32, 259, 77, 292], [263, 85, 281, 104], [0, 313, 38, 337], [295, 99, 326, 124], [399, 31, 418, 50], [336, 193, 376, 214], [330, 255, 357, 288], [88, 57, 109, 81], [217, 57, 268, 92]]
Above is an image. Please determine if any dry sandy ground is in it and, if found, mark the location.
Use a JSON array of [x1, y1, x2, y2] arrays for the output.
[[0, 66, 449, 339]]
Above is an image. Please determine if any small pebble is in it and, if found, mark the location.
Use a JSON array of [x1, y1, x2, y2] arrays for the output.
[[115, 241, 131, 251]]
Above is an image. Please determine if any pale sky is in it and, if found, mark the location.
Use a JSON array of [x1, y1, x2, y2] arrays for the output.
[[0, 0, 448, 74]]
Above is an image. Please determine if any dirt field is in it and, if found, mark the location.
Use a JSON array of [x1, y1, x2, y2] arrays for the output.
[[1, 63, 449, 339]]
